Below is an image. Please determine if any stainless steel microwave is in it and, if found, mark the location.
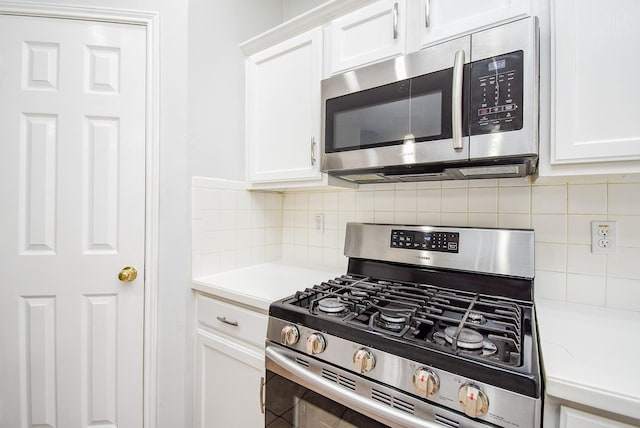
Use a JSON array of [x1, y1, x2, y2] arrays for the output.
[[321, 17, 539, 183]]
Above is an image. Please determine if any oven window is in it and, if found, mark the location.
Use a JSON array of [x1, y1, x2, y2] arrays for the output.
[[265, 370, 388, 428]]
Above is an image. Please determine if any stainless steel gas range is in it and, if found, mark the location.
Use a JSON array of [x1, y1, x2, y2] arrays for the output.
[[264, 223, 542, 428]]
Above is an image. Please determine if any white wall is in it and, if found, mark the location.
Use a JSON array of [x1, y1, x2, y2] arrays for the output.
[[188, 0, 283, 180], [282, 0, 329, 20]]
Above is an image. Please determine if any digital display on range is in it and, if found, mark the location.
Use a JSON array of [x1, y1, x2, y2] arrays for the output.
[[390, 230, 459, 253]]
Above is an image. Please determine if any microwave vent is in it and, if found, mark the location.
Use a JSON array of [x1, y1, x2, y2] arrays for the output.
[[394, 172, 449, 182], [341, 173, 387, 182], [457, 164, 525, 178]]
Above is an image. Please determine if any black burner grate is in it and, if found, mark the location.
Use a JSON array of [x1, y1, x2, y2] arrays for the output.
[[284, 274, 524, 367]]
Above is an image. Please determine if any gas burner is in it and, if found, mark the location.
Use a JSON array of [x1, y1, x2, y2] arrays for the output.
[[467, 311, 486, 324], [317, 297, 347, 314], [444, 326, 484, 349], [373, 312, 408, 333], [431, 328, 499, 357], [380, 312, 406, 324]]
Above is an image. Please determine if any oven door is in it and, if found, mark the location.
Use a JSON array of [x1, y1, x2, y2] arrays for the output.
[[321, 37, 471, 175], [264, 369, 388, 427], [265, 344, 472, 428]]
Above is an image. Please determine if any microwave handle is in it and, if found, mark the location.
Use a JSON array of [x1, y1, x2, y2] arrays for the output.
[[452, 49, 465, 151]]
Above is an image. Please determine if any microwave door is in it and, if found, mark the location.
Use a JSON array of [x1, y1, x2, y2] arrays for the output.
[[409, 51, 469, 166], [322, 37, 471, 173]]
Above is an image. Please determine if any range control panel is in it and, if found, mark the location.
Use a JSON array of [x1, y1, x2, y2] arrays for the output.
[[391, 229, 459, 253], [470, 50, 524, 135]]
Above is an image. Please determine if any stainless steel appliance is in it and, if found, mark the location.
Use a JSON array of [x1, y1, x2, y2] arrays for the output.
[[321, 17, 539, 183], [264, 223, 542, 427]]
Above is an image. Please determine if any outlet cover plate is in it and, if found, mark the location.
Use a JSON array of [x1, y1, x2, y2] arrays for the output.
[[591, 221, 616, 254]]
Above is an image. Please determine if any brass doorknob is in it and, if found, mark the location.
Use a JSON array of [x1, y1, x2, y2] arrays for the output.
[[118, 266, 138, 282]]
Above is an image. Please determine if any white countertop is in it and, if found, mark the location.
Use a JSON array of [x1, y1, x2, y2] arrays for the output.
[[535, 298, 640, 421], [192, 262, 343, 312]]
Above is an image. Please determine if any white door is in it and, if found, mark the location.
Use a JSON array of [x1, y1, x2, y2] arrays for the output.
[[0, 14, 146, 428]]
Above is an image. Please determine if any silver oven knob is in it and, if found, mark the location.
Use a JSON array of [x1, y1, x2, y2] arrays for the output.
[[353, 348, 375, 373], [412, 368, 439, 398], [280, 325, 299, 346], [305, 333, 326, 355], [458, 383, 489, 417]]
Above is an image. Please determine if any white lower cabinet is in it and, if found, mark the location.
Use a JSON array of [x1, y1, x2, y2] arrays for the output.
[[195, 330, 264, 428], [560, 406, 637, 428], [195, 292, 268, 428]]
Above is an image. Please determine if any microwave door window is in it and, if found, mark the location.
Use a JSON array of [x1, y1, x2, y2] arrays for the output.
[[410, 68, 453, 142], [410, 91, 443, 139], [326, 80, 411, 153], [333, 98, 410, 149]]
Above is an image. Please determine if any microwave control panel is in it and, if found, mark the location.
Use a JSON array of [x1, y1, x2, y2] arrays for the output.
[[391, 229, 459, 253], [470, 50, 524, 135]]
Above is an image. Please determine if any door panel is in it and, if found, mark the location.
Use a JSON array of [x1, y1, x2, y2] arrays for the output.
[[0, 14, 146, 428]]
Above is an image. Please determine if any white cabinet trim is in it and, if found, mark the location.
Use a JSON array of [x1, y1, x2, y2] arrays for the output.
[[240, 0, 375, 56]]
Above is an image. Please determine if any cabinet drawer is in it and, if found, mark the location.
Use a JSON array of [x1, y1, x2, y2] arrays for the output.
[[197, 294, 268, 348]]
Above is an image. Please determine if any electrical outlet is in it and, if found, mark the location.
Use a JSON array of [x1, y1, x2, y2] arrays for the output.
[[313, 213, 324, 233], [591, 221, 616, 254]]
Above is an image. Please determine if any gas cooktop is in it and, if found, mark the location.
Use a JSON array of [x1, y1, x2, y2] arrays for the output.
[[266, 223, 542, 428]]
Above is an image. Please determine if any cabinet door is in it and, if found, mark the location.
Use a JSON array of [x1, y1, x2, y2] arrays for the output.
[[195, 330, 264, 428], [246, 27, 322, 183], [420, 0, 530, 47], [551, 0, 640, 164], [560, 406, 636, 428], [327, 0, 406, 75]]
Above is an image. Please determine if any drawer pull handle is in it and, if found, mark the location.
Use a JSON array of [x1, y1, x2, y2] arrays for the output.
[[392, 2, 399, 40], [216, 316, 239, 327], [424, 0, 431, 28]]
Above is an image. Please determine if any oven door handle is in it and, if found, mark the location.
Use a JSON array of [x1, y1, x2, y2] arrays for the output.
[[266, 346, 445, 428]]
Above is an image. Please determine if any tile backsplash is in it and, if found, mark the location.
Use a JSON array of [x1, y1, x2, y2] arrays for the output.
[[192, 175, 640, 311]]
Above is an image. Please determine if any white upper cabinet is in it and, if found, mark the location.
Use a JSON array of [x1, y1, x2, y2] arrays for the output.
[[544, 0, 640, 174], [419, 0, 531, 48], [246, 27, 323, 185], [325, 0, 531, 76], [326, 0, 406, 75]]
